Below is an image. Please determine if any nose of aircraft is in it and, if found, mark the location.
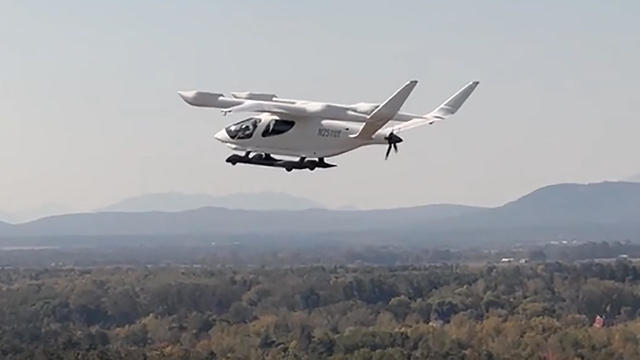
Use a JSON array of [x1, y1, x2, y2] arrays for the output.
[[214, 129, 230, 143]]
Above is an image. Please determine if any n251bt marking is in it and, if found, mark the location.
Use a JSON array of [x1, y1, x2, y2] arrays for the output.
[[317, 128, 342, 138]]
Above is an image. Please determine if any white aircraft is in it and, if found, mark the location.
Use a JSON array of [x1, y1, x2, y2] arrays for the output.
[[178, 80, 478, 171]]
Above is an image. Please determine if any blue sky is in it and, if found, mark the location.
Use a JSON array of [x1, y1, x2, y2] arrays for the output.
[[1, 1, 639, 213]]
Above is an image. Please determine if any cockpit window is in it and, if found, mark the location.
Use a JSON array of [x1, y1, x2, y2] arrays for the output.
[[262, 119, 295, 137], [225, 117, 260, 140]]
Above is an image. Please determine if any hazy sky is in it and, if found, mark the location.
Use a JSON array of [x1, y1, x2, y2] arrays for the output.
[[1, 1, 639, 214]]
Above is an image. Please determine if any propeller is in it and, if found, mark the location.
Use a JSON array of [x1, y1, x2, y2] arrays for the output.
[[384, 132, 403, 160]]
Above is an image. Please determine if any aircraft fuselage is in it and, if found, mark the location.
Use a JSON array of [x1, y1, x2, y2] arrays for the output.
[[214, 113, 390, 158]]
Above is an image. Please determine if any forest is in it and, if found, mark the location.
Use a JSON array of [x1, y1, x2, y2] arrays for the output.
[[0, 240, 637, 268], [2, 258, 640, 359]]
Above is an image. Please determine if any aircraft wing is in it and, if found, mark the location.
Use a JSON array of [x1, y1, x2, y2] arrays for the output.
[[178, 91, 326, 118], [178, 81, 476, 126], [352, 80, 418, 139], [221, 100, 370, 122], [221, 101, 303, 116]]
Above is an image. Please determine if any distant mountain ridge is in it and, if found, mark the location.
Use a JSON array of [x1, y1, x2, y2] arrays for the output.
[[439, 181, 640, 230], [2, 204, 481, 238], [497, 182, 640, 224], [0, 212, 12, 224], [98, 191, 324, 212], [0, 203, 74, 224], [412, 182, 640, 245], [1, 182, 639, 247], [0, 220, 11, 232]]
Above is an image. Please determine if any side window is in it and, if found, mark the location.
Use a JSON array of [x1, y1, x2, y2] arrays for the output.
[[261, 119, 295, 137]]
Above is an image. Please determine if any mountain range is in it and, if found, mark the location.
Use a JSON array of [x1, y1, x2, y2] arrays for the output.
[[0, 192, 325, 224], [1, 182, 639, 247], [0, 203, 75, 224], [98, 191, 325, 212]]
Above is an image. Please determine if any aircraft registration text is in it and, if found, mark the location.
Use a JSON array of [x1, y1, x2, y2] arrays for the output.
[[317, 128, 342, 138]]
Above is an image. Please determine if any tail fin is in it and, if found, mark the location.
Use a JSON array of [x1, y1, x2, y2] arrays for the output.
[[389, 81, 479, 133], [428, 81, 479, 119], [353, 80, 418, 139]]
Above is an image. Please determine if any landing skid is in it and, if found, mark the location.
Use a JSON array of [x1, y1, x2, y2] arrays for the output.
[[225, 154, 336, 172]]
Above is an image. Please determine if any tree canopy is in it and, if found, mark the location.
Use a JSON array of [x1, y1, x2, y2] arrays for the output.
[[1, 260, 640, 359]]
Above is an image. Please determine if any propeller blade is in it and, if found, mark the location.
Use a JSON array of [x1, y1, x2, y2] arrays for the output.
[[384, 131, 403, 160]]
